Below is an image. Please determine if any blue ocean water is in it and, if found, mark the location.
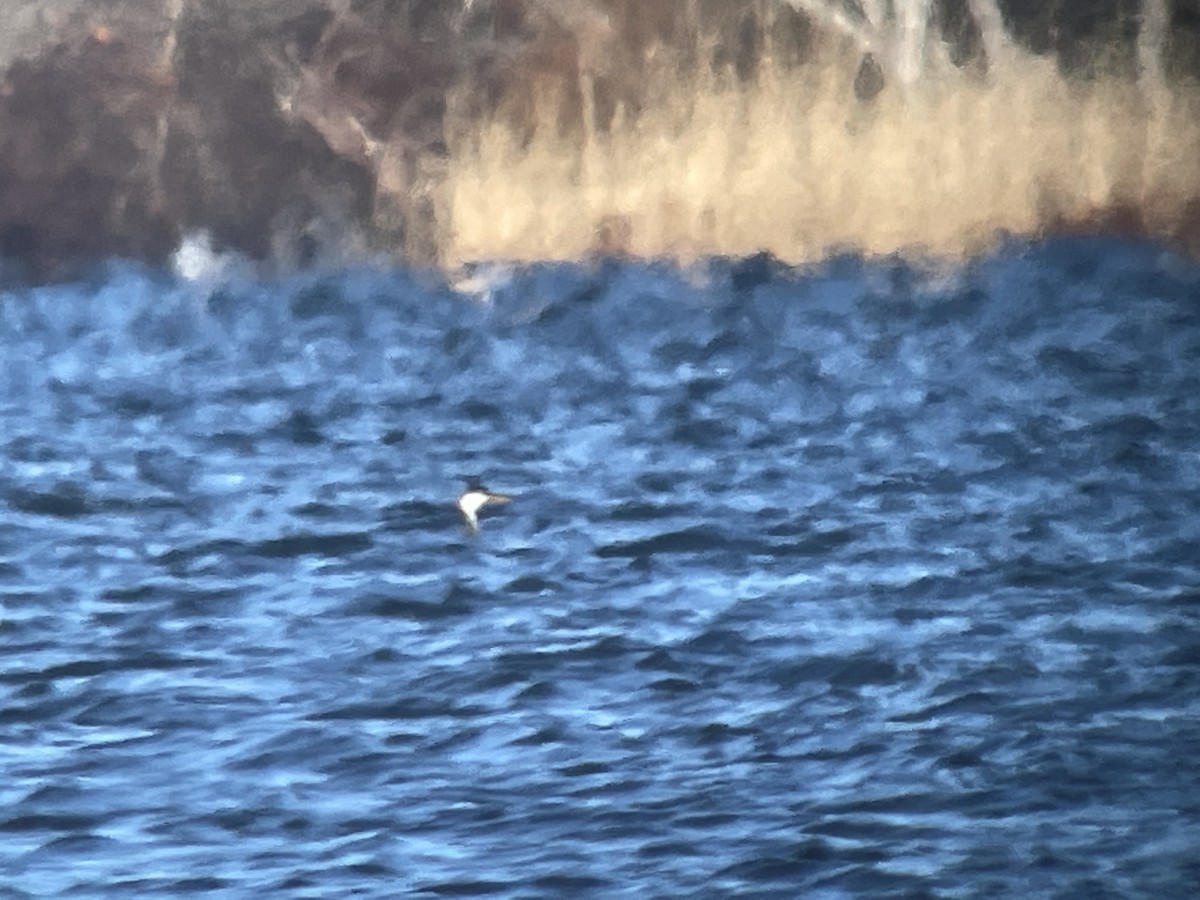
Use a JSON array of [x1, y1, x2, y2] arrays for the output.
[[1, 238, 1198, 896]]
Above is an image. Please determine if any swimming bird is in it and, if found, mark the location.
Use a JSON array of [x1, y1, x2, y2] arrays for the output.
[[457, 483, 512, 532]]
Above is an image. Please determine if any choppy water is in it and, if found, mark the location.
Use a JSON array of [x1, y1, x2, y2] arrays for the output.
[[2, 238, 1199, 897]]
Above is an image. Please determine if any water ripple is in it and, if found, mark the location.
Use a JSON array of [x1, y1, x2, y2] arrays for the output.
[[0, 240, 1198, 895]]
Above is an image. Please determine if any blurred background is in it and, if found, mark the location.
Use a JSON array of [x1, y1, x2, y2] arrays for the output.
[[1, 0, 1198, 281]]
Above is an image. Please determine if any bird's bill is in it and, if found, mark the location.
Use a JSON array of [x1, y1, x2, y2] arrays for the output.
[[486, 492, 512, 504]]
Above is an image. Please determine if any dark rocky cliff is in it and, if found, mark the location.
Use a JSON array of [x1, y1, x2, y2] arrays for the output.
[[1, 0, 1197, 281]]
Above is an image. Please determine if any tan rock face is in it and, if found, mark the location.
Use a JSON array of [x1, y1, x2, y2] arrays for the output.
[[0, 0, 1196, 281]]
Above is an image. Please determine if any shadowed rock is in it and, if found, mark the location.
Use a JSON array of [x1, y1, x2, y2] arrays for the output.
[[0, 0, 1196, 281]]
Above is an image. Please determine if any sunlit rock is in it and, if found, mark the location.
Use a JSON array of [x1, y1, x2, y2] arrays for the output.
[[0, 0, 1196, 281]]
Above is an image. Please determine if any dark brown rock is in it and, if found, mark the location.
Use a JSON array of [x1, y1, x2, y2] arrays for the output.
[[0, 0, 1196, 281]]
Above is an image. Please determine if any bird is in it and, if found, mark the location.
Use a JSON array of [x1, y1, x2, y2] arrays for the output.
[[456, 482, 512, 532]]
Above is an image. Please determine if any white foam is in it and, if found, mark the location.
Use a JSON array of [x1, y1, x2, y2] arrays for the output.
[[171, 231, 242, 283]]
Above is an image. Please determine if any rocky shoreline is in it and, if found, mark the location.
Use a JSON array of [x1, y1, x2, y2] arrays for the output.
[[1, 0, 1198, 282]]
